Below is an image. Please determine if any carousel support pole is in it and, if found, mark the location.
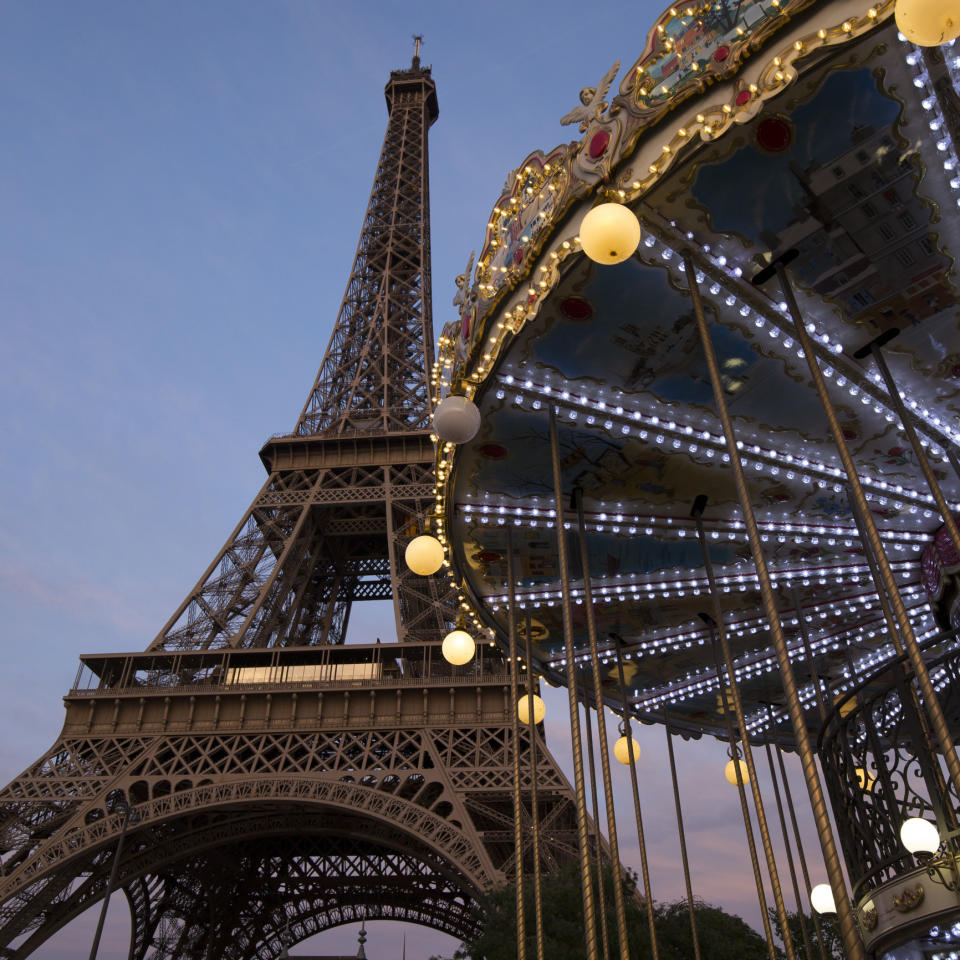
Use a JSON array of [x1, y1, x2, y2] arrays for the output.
[[548, 406, 600, 960], [789, 587, 828, 725], [693, 497, 796, 960], [763, 731, 816, 960], [523, 611, 546, 960], [663, 709, 703, 960], [761, 252, 960, 809], [582, 691, 612, 960], [611, 634, 661, 960], [854, 330, 960, 561], [506, 530, 527, 960], [575, 487, 632, 960], [774, 745, 829, 960], [685, 252, 864, 960], [707, 623, 778, 960]]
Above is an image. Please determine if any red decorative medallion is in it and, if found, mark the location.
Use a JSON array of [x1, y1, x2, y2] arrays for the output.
[[714, 45, 729, 62], [478, 443, 508, 461], [514, 248, 524, 265], [560, 297, 594, 321], [588, 131, 610, 159], [735, 89, 752, 106], [755, 116, 793, 153], [477, 550, 502, 563], [461, 312, 471, 339]]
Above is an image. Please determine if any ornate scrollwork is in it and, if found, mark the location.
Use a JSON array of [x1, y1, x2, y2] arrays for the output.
[[892, 883, 925, 912]]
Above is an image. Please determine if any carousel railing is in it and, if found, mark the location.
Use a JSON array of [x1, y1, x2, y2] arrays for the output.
[[817, 629, 960, 900]]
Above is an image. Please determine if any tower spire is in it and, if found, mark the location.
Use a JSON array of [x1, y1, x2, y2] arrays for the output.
[[294, 44, 439, 437], [412, 34, 422, 68]]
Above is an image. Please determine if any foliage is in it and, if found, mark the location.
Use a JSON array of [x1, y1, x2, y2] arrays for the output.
[[769, 906, 845, 960], [433, 862, 774, 960]]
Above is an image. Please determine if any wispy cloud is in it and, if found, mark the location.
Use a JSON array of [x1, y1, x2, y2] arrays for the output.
[[0, 559, 154, 635]]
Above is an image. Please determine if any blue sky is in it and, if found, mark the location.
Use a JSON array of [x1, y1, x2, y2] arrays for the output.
[[0, 2, 832, 957]]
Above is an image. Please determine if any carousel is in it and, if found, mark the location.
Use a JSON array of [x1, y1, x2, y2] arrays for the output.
[[412, 0, 960, 956]]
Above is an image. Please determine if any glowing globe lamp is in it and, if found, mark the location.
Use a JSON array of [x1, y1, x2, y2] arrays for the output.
[[442, 629, 475, 665], [405, 535, 444, 576], [518, 694, 546, 725], [810, 883, 837, 915], [579, 203, 641, 265], [900, 817, 941, 855], [614, 735, 640, 765], [724, 758, 750, 786], [895, 0, 960, 46], [433, 395, 481, 444]]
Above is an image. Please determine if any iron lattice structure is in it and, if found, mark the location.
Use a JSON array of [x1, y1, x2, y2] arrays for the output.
[[0, 56, 579, 959]]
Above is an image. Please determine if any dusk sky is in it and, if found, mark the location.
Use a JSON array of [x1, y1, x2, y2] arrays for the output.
[[0, 3, 833, 957]]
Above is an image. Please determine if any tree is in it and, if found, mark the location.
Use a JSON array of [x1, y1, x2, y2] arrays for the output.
[[436, 862, 775, 960], [769, 907, 845, 960]]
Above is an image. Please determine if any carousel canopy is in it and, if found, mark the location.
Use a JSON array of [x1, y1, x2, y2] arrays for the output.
[[432, 0, 960, 743]]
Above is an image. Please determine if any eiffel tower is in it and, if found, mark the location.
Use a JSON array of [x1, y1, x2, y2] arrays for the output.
[[0, 49, 578, 959]]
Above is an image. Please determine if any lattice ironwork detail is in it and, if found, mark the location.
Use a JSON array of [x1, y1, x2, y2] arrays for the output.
[[818, 633, 960, 898], [294, 61, 438, 438]]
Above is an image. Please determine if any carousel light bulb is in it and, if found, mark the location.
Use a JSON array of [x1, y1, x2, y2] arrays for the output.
[[404, 535, 444, 576], [810, 883, 837, 914], [442, 629, 475, 665], [579, 203, 641, 265], [901, 817, 941, 854], [614, 735, 640, 765], [724, 758, 750, 785], [434, 395, 482, 443], [517, 694, 546, 725], [895, 0, 960, 44]]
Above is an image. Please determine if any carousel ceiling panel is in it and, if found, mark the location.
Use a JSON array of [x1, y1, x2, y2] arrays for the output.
[[436, 8, 960, 743], [449, 250, 940, 739]]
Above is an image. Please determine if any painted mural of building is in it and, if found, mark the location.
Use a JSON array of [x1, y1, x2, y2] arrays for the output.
[[763, 123, 952, 330]]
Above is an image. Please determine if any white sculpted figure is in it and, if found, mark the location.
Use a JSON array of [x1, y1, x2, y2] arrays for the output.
[[560, 60, 621, 132]]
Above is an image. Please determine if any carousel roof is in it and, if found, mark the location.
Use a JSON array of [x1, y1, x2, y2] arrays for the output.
[[433, 0, 960, 743]]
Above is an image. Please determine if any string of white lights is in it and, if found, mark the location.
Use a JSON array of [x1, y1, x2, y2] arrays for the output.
[[493, 373, 947, 513], [462, 498, 930, 552], [622, 600, 932, 718]]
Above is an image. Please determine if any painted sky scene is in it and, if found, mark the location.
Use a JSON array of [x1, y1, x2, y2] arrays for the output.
[[0, 3, 846, 958]]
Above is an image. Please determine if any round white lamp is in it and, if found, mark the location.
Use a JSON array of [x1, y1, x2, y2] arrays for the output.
[[724, 758, 750, 786], [614, 735, 640, 765], [900, 817, 941, 855], [433, 395, 481, 444], [442, 629, 475, 665], [579, 203, 642, 265], [810, 883, 837, 915], [518, 694, 546, 725], [895, 0, 960, 46], [405, 535, 444, 576]]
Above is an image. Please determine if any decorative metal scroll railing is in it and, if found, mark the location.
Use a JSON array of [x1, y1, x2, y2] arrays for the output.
[[818, 630, 960, 899]]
